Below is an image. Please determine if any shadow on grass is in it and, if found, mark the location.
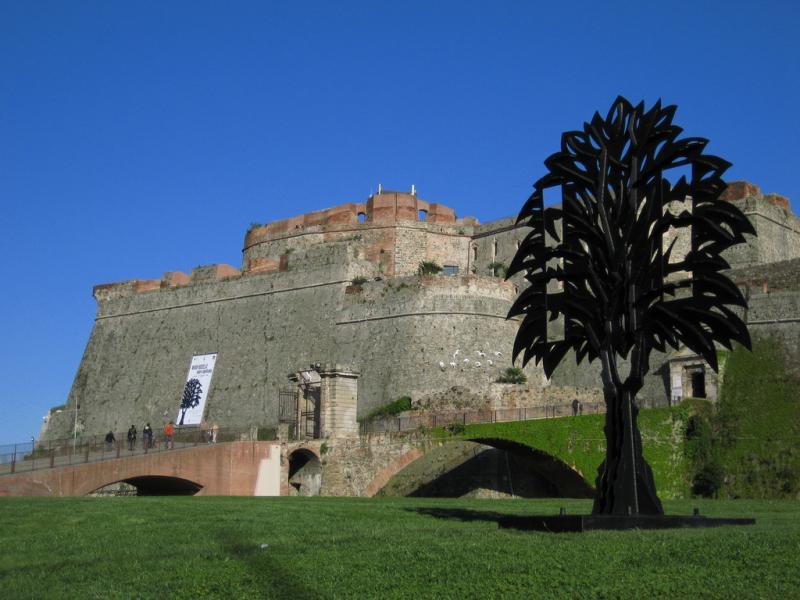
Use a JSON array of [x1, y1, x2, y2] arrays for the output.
[[219, 531, 329, 600], [406, 507, 513, 524]]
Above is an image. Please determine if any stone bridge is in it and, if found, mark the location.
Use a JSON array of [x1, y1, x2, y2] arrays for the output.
[[0, 442, 280, 497], [0, 429, 592, 499]]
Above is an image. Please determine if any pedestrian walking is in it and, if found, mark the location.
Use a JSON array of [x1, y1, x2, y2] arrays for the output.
[[164, 421, 175, 449], [143, 423, 153, 449], [105, 430, 115, 452], [127, 425, 137, 451]]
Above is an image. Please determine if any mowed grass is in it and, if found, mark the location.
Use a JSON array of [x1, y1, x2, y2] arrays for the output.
[[1, 497, 797, 599]]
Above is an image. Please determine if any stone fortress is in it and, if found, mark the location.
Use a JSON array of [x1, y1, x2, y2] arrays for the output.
[[41, 182, 800, 442]]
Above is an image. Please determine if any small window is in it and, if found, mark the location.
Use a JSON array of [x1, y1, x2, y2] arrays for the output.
[[443, 265, 459, 276], [418, 209, 427, 221], [492, 239, 498, 260], [472, 246, 478, 261], [358, 212, 366, 223]]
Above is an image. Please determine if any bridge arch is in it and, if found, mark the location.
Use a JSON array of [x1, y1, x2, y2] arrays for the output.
[[366, 437, 593, 499], [287, 448, 322, 496], [89, 475, 203, 496]]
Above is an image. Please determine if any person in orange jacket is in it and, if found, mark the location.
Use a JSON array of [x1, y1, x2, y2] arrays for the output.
[[164, 421, 175, 449]]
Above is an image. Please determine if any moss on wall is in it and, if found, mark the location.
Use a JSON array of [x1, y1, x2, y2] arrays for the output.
[[698, 336, 800, 498], [442, 406, 691, 499]]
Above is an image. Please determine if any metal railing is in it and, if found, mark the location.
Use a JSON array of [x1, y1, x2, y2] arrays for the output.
[[0, 425, 272, 477], [359, 396, 673, 435]]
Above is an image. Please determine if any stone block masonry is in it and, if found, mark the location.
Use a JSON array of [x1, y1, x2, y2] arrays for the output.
[[41, 182, 800, 443]]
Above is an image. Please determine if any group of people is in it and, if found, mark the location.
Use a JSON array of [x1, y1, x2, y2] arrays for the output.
[[104, 421, 221, 452], [123, 423, 156, 450], [571, 398, 584, 416]]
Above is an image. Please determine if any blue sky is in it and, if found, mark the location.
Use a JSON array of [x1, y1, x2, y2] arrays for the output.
[[1, 1, 798, 446]]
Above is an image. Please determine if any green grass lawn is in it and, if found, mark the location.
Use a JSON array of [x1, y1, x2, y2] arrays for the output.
[[1, 497, 797, 599]]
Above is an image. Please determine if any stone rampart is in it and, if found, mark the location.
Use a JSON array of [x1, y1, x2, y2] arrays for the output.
[[47, 182, 799, 443]]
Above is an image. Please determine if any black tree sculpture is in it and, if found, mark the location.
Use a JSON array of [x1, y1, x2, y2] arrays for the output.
[[507, 97, 755, 516], [179, 378, 203, 426]]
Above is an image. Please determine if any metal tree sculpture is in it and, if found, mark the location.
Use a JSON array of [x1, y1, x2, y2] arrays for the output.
[[179, 378, 203, 425], [507, 97, 755, 515]]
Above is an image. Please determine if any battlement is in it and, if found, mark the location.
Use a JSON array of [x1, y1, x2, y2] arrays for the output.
[[93, 264, 243, 302], [720, 180, 791, 211], [242, 190, 480, 278], [244, 190, 477, 249], [91, 181, 799, 303]]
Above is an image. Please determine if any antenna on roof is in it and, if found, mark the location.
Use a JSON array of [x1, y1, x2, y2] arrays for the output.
[[378, 183, 382, 194], [411, 184, 416, 196]]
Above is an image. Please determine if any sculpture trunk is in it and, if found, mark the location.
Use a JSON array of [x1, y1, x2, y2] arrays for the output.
[[592, 372, 663, 515]]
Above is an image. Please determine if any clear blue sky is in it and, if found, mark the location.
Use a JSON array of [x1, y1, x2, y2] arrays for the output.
[[1, 1, 798, 446]]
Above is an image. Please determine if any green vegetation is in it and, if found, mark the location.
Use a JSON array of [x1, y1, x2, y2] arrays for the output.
[[256, 427, 277, 441], [495, 366, 527, 384], [417, 261, 443, 276], [361, 396, 413, 422], [443, 420, 466, 435], [686, 336, 800, 499], [487, 261, 508, 278], [0, 496, 796, 599], [437, 407, 691, 498]]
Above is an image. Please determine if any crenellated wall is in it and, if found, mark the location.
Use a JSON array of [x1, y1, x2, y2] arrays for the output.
[[242, 190, 477, 277]]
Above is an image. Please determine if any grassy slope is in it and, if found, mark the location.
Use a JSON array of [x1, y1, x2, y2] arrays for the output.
[[445, 407, 690, 498], [712, 336, 800, 498], [0, 497, 796, 599]]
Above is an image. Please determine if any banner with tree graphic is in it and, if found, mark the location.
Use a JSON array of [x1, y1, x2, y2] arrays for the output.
[[176, 353, 217, 425]]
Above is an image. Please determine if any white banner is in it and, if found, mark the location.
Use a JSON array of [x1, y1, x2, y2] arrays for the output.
[[176, 353, 217, 426]]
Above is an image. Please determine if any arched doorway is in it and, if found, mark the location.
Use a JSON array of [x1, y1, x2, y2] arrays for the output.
[[288, 449, 322, 496]]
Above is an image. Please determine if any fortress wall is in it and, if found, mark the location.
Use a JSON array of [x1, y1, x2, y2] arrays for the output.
[[48, 245, 372, 441], [470, 217, 524, 276], [48, 257, 551, 440], [394, 227, 471, 275], [720, 185, 800, 266], [244, 221, 473, 278], [47, 185, 798, 442], [334, 275, 544, 413]]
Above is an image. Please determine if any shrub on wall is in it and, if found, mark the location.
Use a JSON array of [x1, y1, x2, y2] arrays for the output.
[[487, 261, 508, 278], [363, 396, 413, 422], [417, 261, 443, 276], [444, 421, 466, 436], [495, 367, 527, 384]]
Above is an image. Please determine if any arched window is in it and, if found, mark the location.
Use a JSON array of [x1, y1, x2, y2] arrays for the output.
[[418, 209, 427, 221], [358, 212, 366, 223]]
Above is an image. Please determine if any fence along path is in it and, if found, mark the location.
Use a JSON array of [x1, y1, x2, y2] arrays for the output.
[[360, 397, 671, 434], [0, 426, 257, 477], [2, 397, 673, 476]]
